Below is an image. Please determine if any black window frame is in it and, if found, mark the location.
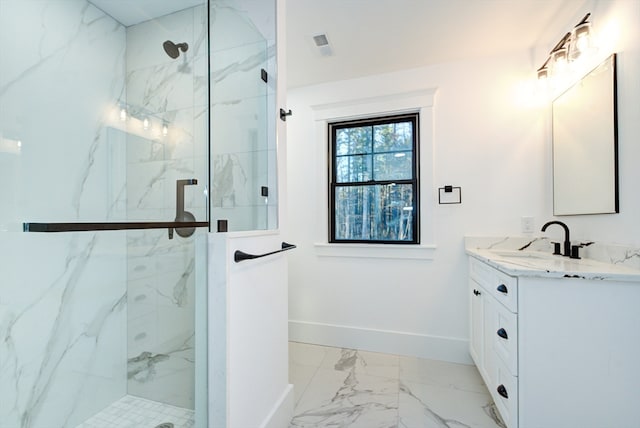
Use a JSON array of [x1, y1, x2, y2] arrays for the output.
[[328, 113, 420, 244]]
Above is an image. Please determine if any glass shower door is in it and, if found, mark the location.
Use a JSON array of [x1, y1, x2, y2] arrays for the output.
[[0, 1, 210, 427], [210, 0, 278, 232]]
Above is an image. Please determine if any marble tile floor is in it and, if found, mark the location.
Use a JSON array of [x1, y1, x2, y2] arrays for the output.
[[75, 395, 194, 428], [289, 342, 506, 428]]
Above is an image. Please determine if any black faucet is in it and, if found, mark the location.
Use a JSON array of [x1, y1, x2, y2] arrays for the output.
[[541, 220, 571, 257]]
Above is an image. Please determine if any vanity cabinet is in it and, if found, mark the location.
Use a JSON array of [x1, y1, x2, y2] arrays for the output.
[[469, 256, 640, 428], [469, 258, 519, 427]]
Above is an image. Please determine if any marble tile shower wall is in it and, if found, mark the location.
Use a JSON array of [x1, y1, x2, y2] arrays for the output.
[[210, 1, 278, 231], [123, 6, 208, 410], [0, 1, 128, 427]]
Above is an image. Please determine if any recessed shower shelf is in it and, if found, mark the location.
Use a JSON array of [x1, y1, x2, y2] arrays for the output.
[[23, 221, 209, 233]]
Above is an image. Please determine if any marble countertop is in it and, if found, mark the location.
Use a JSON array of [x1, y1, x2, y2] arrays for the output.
[[465, 237, 640, 282]]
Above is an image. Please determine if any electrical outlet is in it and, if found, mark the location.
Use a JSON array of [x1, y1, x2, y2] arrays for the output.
[[521, 216, 535, 234]]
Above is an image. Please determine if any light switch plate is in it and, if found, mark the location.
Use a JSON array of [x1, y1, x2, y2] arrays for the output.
[[521, 216, 535, 234]]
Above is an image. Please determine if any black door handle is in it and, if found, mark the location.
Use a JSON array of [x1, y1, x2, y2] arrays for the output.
[[497, 384, 509, 399], [497, 328, 508, 340], [171, 179, 198, 239], [497, 284, 508, 294]]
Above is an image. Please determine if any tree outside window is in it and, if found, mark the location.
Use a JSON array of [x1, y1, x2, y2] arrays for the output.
[[329, 113, 419, 244]]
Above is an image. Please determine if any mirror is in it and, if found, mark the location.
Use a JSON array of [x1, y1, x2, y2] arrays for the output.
[[552, 53, 618, 215]]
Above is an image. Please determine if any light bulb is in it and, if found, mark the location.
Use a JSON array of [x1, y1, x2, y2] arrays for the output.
[[552, 48, 568, 75], [162, 124, 169, 136], [569, 21, 592, 61], [143, 118, 150, 130], [120, 108, 127, 121], [537, 66, 549, 80]]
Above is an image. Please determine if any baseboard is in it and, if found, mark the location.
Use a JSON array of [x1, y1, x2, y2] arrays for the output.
[[259, 384, 294, 428], [289, 320, 473, 365]]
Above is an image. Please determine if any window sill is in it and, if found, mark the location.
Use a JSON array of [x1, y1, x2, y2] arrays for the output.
[[314, 242, 436, 260]]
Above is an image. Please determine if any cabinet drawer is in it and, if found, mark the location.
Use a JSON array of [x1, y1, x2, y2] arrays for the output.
[[492, 356, 518, 428], [489, 298, 518, 376], [470, 257, 518, 313]]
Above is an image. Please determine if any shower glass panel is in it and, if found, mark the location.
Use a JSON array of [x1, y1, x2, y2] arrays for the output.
[[210, 0, 278, 232], [0, 1, 209, 427]]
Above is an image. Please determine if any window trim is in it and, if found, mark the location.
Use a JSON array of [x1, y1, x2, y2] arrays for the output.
[[328, 113, 420, 244], [310, 88, 437, 260]]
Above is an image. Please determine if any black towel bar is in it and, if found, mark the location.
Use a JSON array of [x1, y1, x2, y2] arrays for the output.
[[234, 242, 297, 263]]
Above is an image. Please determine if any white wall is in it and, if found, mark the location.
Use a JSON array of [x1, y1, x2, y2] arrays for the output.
[[285, 0, 640, 363], [209, 232, 293, 428]]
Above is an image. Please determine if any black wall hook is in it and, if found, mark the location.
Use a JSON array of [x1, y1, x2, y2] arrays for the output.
[[279, 108, 293, 121]]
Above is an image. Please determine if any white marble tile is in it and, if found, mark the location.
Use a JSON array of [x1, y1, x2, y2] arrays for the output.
[[289, 363, 319, 406], [126, 62, 195, 114], [0, 233, 127, 428], [209, 2, 266, 52], [211, 97, 268, 154], [289, 342, 328, 405], [75, 395, 195, 428], [127, 332, 196, 409], [288, 343, 509, 428], [399, 381, 505, 428], [321, 347, 400, 380], [290, 367, 399, 428], [126, 7, 197, 72], [127, 312, 158, 358], [290, 342, 331, 367], [210, 40, 270, 104], [211, 151, 269, 208], [399, 356, 488, 394], [194, 55, 209, 108], [126, 160, 168, 211], [0, 0, 126, 223], [192, 5, 209, 60], [125, 131, 167, 164]]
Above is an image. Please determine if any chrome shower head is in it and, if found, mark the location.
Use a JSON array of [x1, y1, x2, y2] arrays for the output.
[[163, 40, 189, 59]]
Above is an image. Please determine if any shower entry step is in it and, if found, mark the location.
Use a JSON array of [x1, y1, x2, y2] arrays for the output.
[[75, 395, 194, 428]]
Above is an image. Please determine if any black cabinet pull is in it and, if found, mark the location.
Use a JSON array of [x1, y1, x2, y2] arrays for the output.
[[497, 284, 508, 294], [497, 384, 509, 399], [473, 289, 482, 296], [497, 328, 508, 340]]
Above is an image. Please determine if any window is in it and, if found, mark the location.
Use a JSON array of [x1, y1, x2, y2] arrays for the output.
[[329, 113, 419, 244]]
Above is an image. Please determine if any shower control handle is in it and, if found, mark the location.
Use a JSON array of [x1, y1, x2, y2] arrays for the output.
[[170, 179, 198, 239]]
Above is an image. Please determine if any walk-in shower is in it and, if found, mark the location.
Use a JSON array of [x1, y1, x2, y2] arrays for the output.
[[0, 1, 210, 427], [1, 0, 279, 426]]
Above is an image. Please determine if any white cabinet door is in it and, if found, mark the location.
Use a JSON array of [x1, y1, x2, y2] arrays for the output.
[[469, 278, 484, 371]]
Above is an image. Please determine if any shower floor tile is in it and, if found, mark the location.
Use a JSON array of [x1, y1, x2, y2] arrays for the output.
[[75, 395, 194, 428]]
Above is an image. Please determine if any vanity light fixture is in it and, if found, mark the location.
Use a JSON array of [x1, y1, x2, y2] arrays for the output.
[[569, 16, 593, 61], [537, 13, 592, 81]]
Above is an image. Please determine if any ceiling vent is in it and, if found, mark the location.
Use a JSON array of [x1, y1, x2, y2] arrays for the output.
[[312, 33, 333, 57]]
